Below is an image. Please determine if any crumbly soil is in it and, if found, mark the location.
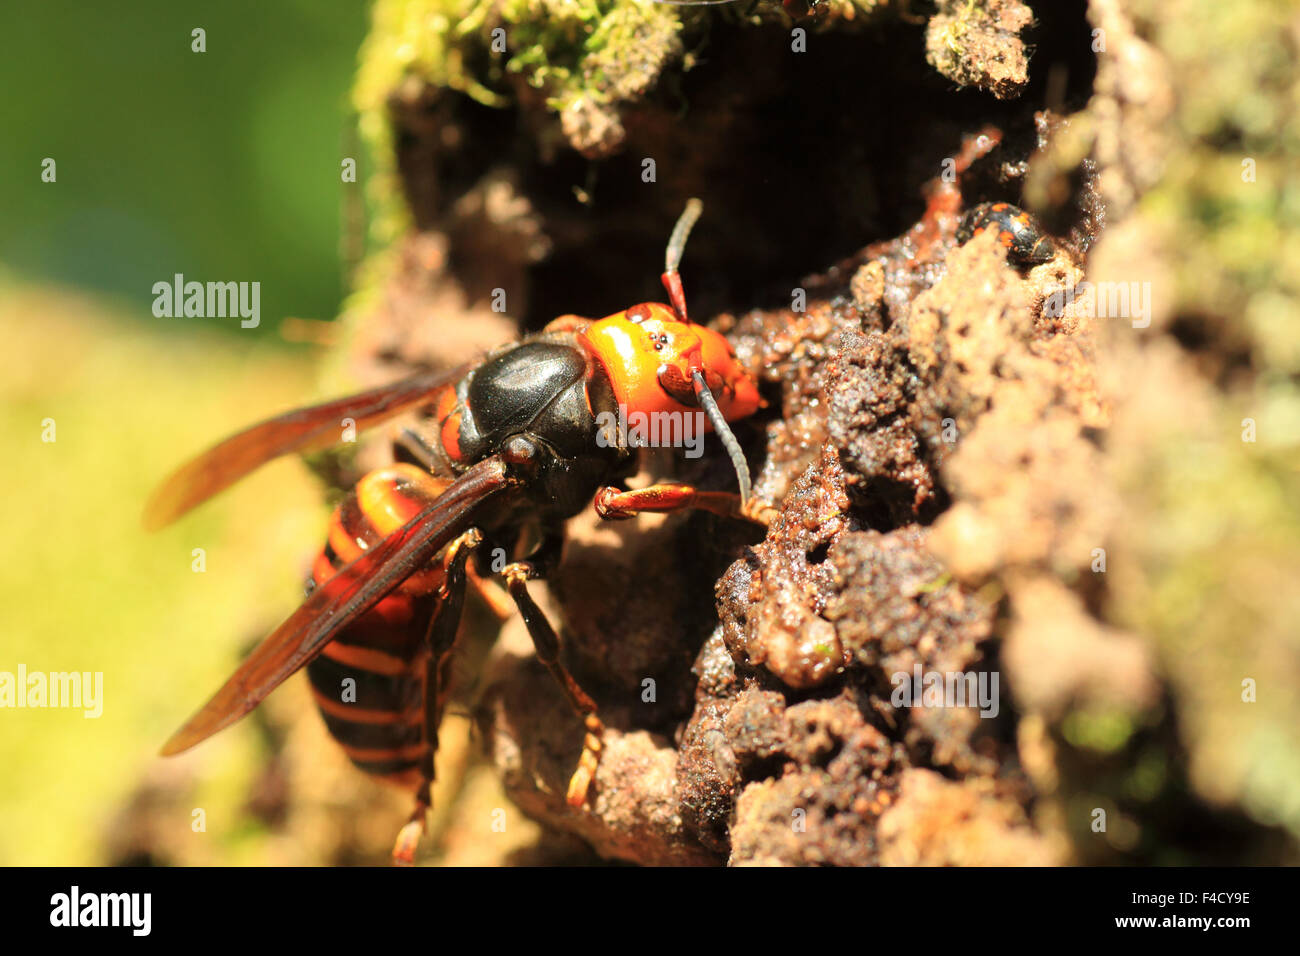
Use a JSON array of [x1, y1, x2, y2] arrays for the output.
[[107, 0, 1300, 866]]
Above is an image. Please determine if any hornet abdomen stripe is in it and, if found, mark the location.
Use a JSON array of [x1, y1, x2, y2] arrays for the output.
[[305, 464, 457, 785]]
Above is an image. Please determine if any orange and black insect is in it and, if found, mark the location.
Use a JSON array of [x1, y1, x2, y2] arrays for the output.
[[956, 201, 1056, 266], [145, 200, 763, 863]]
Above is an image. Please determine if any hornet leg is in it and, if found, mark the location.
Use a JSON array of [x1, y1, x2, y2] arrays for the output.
[[391, 528, 481, 865], [502, 550, 604, 809], [594, 483, 774, 526]]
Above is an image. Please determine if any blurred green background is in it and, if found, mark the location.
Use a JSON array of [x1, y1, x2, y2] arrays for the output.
[[1, 0, 369, 336], [1, 2, 374, 864]]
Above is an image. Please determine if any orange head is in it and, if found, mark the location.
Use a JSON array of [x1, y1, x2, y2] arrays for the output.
[[580, 302, 760, 423], [575, 198, 762, 506]]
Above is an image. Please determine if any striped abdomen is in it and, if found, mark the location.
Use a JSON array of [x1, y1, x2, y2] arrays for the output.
[[305, 463, 451, 789]]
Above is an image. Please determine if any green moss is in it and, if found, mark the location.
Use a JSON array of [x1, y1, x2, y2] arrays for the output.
[[916, 571, 953, 595], [1135, 0, 1300, 371], [1061, 709, 1137, 754], [1117, 406, 1300, 835], [354, 0, 684, 176], [1123, 748, 1168, 802], [933, 0, 984, 56], [354, 0, 688, 112], [1061, 0, 1300, 848]]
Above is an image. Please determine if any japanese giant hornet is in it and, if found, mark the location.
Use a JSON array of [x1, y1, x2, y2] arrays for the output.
[[145, 200, 764, 864]]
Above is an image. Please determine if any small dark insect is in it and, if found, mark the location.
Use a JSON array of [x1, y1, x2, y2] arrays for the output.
[[956, 201, 1057, 267], [145, 200, 766, 864]]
